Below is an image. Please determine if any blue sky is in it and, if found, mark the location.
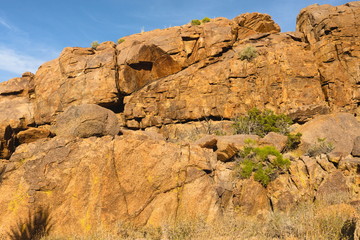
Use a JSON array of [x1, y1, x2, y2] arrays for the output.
[[0, 0, 350, 82]]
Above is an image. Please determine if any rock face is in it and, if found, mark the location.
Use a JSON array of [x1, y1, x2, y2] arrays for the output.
[[0, 134, 220, 234], [0, 73, 35, 159], [12, 2, 358, 130], [123, 32, 329, 128], [52, 104, 120, 138], [297, 2, 360, 115], [0, 2, 359, 238], [33, 42, 119, 125]]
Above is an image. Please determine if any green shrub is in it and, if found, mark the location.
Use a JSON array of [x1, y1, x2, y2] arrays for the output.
[[232, 108, 293, 137], [284, 132, 302, 152], [238, 159, 257, 179], [202, 17, 211, 23], [91, 41, 99, 49], [117, 38, 125, 44], [236, 143, 290, 187], [253, 166, 272, 186], [306, 138, 334, 157], [191, 19, 201, 26], [238, 45, 258, 61]]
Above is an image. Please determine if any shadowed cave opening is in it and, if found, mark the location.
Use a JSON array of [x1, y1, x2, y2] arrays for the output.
[[129, 61, 153, 71]]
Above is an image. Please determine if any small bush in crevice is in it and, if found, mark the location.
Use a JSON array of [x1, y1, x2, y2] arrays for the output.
[[202, 17, 211, 23], [190, 19, 201, 26], [8, 207, 52, 240], [117, 38, 125, 44], [284, 132, 302, 152], [91, 41, 99, 50], [306, 138, 334, 157], [232, 108, 292, 137], [235, 140, 290, 186], [238, 45, 258, 61]]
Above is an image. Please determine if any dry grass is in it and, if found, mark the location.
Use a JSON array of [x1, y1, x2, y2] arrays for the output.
[[40, 201, 358, 240]]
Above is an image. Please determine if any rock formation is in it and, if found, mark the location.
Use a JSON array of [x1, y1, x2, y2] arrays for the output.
[[0, 2, 359, 238]]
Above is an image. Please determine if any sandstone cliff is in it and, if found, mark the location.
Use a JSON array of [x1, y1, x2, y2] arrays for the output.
[[0, 2, 359, 239]]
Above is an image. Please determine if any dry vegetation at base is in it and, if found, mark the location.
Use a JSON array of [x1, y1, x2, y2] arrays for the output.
[[36, 201, 358, 240]]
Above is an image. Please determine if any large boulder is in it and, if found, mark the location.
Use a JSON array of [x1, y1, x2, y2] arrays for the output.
[[0, 134, 219, 235], [33, 42, 120, 124], [316, 170, 349, 204], [297, 113, 360, 157], [52, 104, 120, 138], [233, 178, 271, 215], [233, 12, 281, 37]]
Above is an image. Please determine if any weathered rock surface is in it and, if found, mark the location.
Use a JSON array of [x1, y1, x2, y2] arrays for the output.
[[52, 104, 120, 138], [297, 2, 360, 115], [0, 73, 35, 159], [352, 136, 360, 157], [0, 2, 359, 238], [297, 113, 360, 157], [233, 178, 270, 215], [0, 134, 219, 234], [260, 132, 288, 152], [33, 42, 119, 125], [123, 31, 329, 128], [316, 170, 350, 204], [16, 127, 51, 145], [29, 13, 281, 127], [215, 135, 259, 162]]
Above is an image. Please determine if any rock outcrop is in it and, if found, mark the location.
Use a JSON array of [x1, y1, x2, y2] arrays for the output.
[[0, 134, 220, 234], [0, 73, 35, 159], [33, 42, 119, 125], [0, 2, 359, 238], [297, 2, 360, 115], [52, 104, 120, 138], [297, 113, 360, 157]]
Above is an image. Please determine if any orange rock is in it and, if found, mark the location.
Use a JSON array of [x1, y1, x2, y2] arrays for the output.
[[33, 42, 119, 124], [297, 2, 360, 115]]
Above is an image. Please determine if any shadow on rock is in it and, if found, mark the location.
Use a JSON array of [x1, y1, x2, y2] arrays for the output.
[[7, 207, 53, 240]]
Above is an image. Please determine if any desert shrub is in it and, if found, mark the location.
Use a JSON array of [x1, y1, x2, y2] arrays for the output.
[[202, 17, 211, 23], [232, 108, 292, 137], [238, 45, 258, 61], [253, 166, 272, 186], [235, 143, 290, 187], [165, 221, 197, 240], [188, 117, 227, 141], [117, 38, 125, 44], [39, 204, 357, 239], [306, 138, 334, 157], [90, 41, 99, 49], [191, 19, 201, 26], [284, 132, 302, 152]]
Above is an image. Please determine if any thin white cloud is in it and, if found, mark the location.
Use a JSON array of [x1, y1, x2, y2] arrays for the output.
[[0, 17, 13, 30], [0, 47, 44, 74]]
